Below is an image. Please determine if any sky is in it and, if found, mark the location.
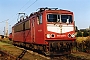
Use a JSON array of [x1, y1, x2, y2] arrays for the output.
[[0, 0, 90, 35]]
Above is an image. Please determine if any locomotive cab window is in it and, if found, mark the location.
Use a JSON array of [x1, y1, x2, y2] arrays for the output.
[[47, 14, 60, 22], [47, 14, 57, 22], [37, 14, 42, 24], [61, 15, 72, 24], [47, 14, 72, 24]]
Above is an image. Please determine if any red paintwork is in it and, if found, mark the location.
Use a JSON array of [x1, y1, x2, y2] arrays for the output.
[[9, 33, 12, 39], [12, 8, 76, 45]]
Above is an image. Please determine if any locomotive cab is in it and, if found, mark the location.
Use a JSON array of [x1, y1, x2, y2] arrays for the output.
[[40, 8, 76, 55]]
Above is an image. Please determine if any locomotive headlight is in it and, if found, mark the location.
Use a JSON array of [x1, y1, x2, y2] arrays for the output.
[[71, 34, 75, 38], [47, 34, 51, 38]]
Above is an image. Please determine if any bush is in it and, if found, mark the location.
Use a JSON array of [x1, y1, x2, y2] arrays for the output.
[[76, 31, 82, 37], [74, 36, 90, 53], [0, 38, 13, 44], [83, 31, 89, 37]]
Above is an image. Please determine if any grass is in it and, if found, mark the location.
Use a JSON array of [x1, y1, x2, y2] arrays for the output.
[[0, 38, 13, 44], [76, 36, 90, 43], [0, 42, 22, 56], [76, 37, 87, 43], [0, 40, 50, 60]]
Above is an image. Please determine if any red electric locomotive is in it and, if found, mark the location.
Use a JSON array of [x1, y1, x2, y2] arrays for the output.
[[9, 33, 12, 40], [12, 7, 76, 55]]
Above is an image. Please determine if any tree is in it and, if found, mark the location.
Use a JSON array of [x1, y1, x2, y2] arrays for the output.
[[76, 31, 82, 37], [83, 31, 89, 37], [88, 32, 90, 36]]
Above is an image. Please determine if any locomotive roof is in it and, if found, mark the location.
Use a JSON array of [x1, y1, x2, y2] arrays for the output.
[[13, 7, 73, 27], [13, 17, 29, 27], [37, 7, 73, 13]]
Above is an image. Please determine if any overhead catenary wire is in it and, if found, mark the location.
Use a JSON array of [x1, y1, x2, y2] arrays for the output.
[[0, 0, 37, 24], [0, 0, 37, 26], [0, 19, 9, 23], [9, 0, 37, 22], [8, 0, 31, 21], [18, 0, 31, 12], [23, 0, 37, 12]]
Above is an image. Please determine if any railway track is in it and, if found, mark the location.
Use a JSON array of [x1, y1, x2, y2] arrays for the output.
[[0, 50, 16, 60], [16, 46, 90, 60], [0, 41, 90, 60], [15, 46, 50, 60], [50, 55, 86, 60], [0, 41, 49, 60]]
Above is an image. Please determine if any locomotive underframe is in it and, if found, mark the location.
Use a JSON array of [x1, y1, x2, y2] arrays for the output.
[[45, 40, 73, 56], [13, 40, 74, 56]]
